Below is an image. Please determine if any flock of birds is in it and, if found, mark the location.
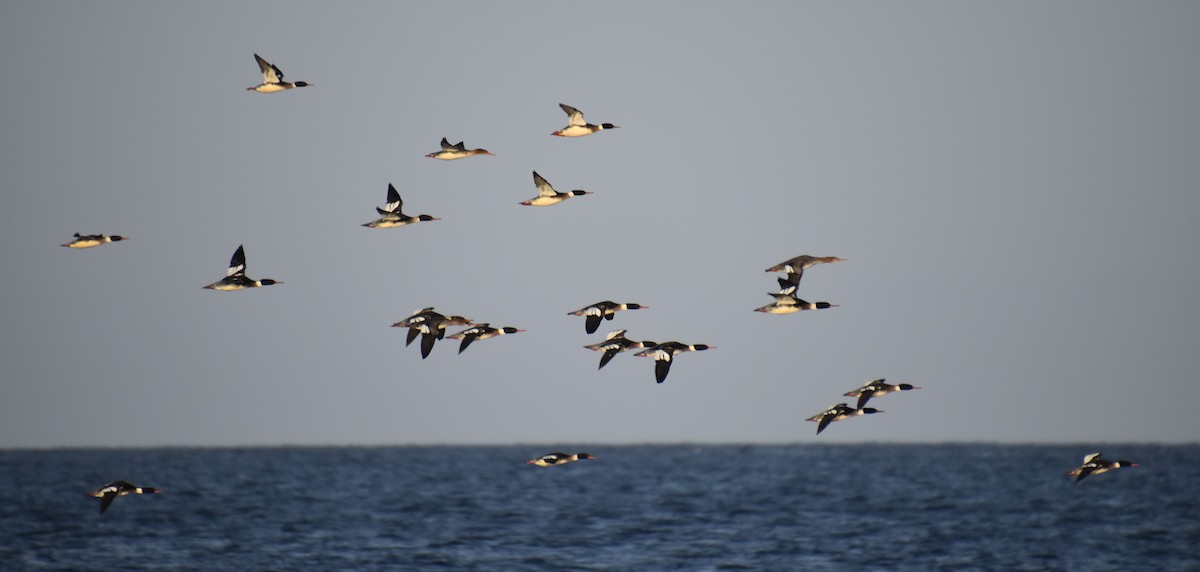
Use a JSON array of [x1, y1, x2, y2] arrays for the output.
[[63, 54, 1140, 514]]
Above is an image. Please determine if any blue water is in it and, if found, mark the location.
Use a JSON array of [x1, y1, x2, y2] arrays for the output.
[[1, 445, 1196, 571]]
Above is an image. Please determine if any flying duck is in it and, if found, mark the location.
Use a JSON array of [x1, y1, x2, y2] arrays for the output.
[[520, 171, 591, 206], [447, 323, 523, 354], [569, 301, 647, 334], [753, 286, 837, 314], [1065, 452, 1139, 483], [85, 480, 161, 515], [392, 307, 474, 358], [633, 341, 714, 383], [526, 452, 595, 467], [843, 379, 921, 410], [62, 233, 127, 249], [202, 245, 282, 291], [806, 403, 882, 435], [362, 183, 440, 228], [552, 103, 618, 137], [766, 255, 845, 289], [246, 54, 310, 93], [584, 329, 657, 369], [425, 138, 494, 160]]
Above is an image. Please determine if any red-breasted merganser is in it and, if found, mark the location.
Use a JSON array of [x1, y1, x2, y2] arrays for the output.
[[246, 54, 310, 93], [569, 301, 647, 334], [362, 183, 440, 228], [85, 480, 161, 515], [391, 308, 473, 358], [843, 379, 921, 410], [766, 255, 845, 289], [753, 286, 837, 314], [552, 103, 618, 137], [1065, 452, 1139, 483], [584, 329, 657, 369], [202, 245, 282, 291], [425, 138, 494, 160], [633, 341, 713, 383], [806, 403, 882, 435], [526, 452, 595, 467], [62, 233, 127, 249], [447, 323, 523, 354], [520, 171, 591, 206]]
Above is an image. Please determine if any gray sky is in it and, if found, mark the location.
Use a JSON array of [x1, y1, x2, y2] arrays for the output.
[[2, 2, 1198, 447]]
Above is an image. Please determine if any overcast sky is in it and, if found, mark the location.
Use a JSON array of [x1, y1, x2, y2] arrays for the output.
[[2, 2, 1198, 447]]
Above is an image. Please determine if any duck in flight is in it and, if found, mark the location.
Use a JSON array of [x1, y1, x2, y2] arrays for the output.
[[552, 103, 618, 137], [584, 329, 657, 369], [843, 379, 921, 410], [806, 403, 882, 435], [753, 286, 837, 314], [62, 233, 127, 249], [447, 323, 523, 354], [1065, 452, 1139, 483], [526, 452, 595, 467], [85, 480, 161, 515], [634, 341, 714, 383], [392, 307, 474, 358], [246, 54, 310, 93], [425, 138, 494, 160], [569, 301, 647, 334], [202, 245, 282, 291], [362, 183, 440, 228], [520, 171, 591, 206]]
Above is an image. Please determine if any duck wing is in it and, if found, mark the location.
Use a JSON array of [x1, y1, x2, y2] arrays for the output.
[[559, 103, 586, 127]]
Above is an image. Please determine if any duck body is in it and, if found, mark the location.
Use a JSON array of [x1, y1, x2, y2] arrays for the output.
[[569, 301, 647, 334], [806, 403, 882, 435], [520, 171, 591, 206], [584, 329, 657, 369], [526, 452, 595, 467], [85, 480, 161, 515], [426, 138, 493, 160], [202, 245, 282, 291], [363, 183, 440, 228], [844, 379, 921, 410], [754, 286, 836, 314], [633, 341, 713, 383], [246, 54, 310, 92], [62, 233, 127, 249], [1066, 452, 1139, 482], [553, 103, 618, 137], [447, 323, 523, 353]]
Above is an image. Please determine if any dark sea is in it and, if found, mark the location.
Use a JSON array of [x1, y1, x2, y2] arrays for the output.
[[1, 445, 1196, 571]]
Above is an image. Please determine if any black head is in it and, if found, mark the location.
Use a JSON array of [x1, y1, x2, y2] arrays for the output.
[[898, 384, 916, 390], [501, 327, 522, 334], [601, 123, 618, 129], [692, 344, 710, 351], [625, 303, 643, 310], [570, 190, 589, 196], [110, 235, 127, 242], [860, 407, 882, 414], [293, 81, 310, 87], [576, 453, 594, 460], [418, 214, 440, 222], [259, 279, 281, 286]]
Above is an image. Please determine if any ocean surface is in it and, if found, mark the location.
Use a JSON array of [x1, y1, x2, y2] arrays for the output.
[[1, 444, 1196, 571]]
